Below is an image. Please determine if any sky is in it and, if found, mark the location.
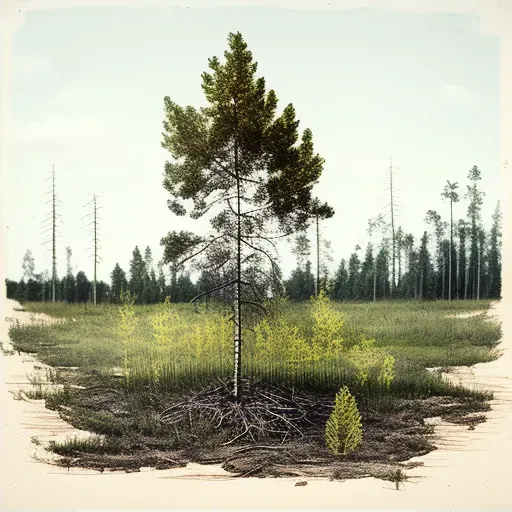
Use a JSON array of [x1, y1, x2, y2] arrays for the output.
[[2, 5, 502, 283]]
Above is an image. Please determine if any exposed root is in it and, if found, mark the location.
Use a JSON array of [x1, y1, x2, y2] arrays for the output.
[[159, 379, 331, 444]]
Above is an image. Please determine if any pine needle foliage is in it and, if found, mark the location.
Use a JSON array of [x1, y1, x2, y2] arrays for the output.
[[325, 386, 363, 456]]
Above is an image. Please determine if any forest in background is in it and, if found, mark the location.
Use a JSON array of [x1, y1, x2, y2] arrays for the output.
[[5, 165, 502, 305]]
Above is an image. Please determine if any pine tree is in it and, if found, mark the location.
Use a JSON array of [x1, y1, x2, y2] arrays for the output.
[[418, 231, 431, 300], [325, 386, 363, 456], [465, 166, 485, 299], [157, 263, 168, 301], [425, 210, 447, 299], [330, 259, 348, 300], [129, 246, 146, 303], [441, 181, 460, 300], [360, 243, 375, 300], [75, 271, 91, 303], [402, 233, 416, 299], [159, 32, 331, 399], [347, 246, 362, 300], [487, 201, 502, 298], [110, 263, 128, 304]]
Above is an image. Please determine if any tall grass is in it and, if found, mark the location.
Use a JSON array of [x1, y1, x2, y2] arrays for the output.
[[10, 297, 501, 397]]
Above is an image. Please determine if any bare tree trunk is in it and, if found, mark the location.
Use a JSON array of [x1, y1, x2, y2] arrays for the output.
[[52, 166, 56, 303], [316, 214, 320, 297], [93, 194, 97, 305], [233, 102, 242, 401], [389, 158, 396, 297], [448, 200, 452, 301]]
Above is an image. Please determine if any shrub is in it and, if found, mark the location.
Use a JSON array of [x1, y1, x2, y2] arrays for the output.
[[325, 386, 363, 456]]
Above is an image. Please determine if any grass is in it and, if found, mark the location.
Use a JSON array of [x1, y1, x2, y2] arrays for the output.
[[12, 298, 501, 393], [7, 297, 502, 475]]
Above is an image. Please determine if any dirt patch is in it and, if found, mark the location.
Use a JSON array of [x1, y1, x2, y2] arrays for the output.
[[36, 371, 490, 479]]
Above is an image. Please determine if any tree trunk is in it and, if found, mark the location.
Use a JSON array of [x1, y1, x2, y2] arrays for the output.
[[316, 214, 320, 297], [93, 195, 97, 305], [373, 266, 377, 302], [442, 256, 446, 300], [456, 245, 459, 300], [477, 245, 481, 300], [464, 258, 468, 300], [233, 102, 242, 401], [448, 200, 452, 301], [419, 265, 423, 300], [397, 247, 402, 293], [389, 159, 396, 297], [52, 167, 56, 303]]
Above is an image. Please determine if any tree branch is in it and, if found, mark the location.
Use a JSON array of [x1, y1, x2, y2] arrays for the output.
[[240, 238, 279, 272], [177, 235, 226, 267], [190, 278, 238, 302], [241, 300, 268, 314]]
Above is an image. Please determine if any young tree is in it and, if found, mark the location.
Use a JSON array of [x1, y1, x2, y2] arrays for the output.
[[160, 32, 331, 399], [441, 181, 460, 301]]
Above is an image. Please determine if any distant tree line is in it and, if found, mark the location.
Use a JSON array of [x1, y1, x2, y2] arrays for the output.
[[286, 166, 502, 302], [6, 167, 502, 304]]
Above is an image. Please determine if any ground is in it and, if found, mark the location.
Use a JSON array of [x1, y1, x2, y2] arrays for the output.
[[2, 298, 501, 481]]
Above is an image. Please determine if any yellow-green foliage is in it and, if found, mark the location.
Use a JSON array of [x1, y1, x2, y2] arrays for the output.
[[16, 299, 499, 393], [325, 386, 363, 455], [128, 299, 232, 388], [254, 318, 312, 364], [253, 293, 396, 388], [310, 291, 344, 359], [378, 354, 396, 389], [117, 290, 137, 382], [349, 337, 396, 387]]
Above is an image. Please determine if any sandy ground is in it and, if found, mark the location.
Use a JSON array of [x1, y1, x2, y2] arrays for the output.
[[0, 298, 511, 511]]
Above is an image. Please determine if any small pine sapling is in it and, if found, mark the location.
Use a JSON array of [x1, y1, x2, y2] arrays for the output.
[[325, 386, 363, 456]]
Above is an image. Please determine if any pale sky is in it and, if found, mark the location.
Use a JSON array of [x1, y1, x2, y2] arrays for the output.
[[3, 6, 501, 283]]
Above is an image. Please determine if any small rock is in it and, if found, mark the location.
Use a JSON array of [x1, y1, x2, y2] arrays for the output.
[[295, 481, 308, 487]]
